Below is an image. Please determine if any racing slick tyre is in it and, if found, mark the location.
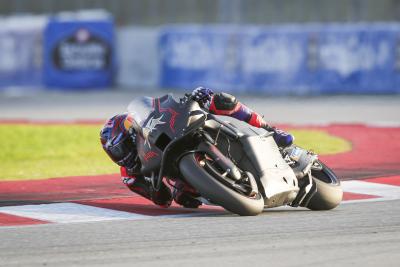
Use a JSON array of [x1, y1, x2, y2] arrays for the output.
[[179, 153, 264, 216], [306, 160, 343, 211]]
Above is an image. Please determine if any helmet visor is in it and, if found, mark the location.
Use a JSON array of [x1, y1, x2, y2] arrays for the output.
[[105, 135, 135, 165]]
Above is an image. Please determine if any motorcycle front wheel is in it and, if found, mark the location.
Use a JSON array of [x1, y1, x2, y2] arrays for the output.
[[306, 160, 343, 210], [179, 153, 265, 216]]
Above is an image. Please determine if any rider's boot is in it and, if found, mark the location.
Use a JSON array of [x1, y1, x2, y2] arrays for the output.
[[173, 180, 202, 208], [262, 124, 294, 148], [122, 176, 172, 208]]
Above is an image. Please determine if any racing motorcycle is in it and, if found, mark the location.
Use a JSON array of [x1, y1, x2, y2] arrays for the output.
[[127, 94, 343, 216]]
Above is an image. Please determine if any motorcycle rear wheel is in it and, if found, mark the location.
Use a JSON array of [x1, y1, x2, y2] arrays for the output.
[[179, 153, 264, 216], [306, 160, 343, 210]]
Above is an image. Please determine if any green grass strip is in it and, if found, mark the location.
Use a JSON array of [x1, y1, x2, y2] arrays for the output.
[[289, 129, 352, 155], [0, 125, 351, 181], [0, 124, 117, 181]]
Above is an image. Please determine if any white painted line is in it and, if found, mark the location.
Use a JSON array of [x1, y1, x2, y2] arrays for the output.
[[0, 203, 150, 223], [341, 197, 399, 205], [159, 210, 225, 219], [342, 180, 400, 201], [364, 121, 400, 128]]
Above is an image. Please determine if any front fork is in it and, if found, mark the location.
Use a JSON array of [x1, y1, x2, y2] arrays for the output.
[[284, 146, 319, 207], [291, 168, 317, 207]]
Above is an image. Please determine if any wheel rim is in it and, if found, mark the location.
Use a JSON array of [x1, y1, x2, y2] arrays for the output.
[[194, 153, 260, 199]]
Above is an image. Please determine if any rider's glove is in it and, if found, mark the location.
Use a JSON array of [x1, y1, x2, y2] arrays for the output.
[[262, 124, 294, 148], [191, 87, 214, 107]]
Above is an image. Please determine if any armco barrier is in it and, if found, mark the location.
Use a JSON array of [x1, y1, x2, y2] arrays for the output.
[[43, 18, 116, 89], [159, 24, 400, 94]]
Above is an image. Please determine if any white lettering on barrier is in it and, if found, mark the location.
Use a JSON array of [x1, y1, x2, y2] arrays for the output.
[[165, 36, 215, 70], [242, 37, 304, 73], [59, 42, 106, 70], [319, 36, 390, 77]]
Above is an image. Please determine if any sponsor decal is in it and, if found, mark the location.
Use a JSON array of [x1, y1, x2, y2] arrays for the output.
[[144, 151, 158, 162], [143, 114, 166, 147], [157, 99, 179, 132], [52, 28, 111, 71], [123, 113, 134, 131]]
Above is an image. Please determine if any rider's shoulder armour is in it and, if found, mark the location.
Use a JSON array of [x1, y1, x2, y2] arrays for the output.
[[213, 92, 238, 111]]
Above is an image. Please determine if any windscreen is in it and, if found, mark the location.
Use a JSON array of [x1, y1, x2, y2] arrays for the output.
[[127, 96, 154, 127]]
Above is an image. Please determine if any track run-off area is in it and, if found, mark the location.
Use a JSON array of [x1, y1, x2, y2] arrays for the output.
[[0, 123, 399, 227]]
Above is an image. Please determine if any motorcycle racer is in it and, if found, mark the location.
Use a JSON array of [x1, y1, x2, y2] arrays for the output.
[[100, 87, 294, 209]]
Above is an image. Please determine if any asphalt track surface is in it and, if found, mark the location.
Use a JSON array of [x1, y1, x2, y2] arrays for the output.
[[0, 90, 399, 126], [1, 91, 400, 266], [0, 200, 399, 267]]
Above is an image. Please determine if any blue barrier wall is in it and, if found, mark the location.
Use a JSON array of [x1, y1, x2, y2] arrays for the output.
[[2, 20, 399, 94], [43, 19, 116, 89], [159, 24, 400, 94]]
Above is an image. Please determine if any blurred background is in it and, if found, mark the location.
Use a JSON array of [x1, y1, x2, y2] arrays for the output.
[[0, 0, 400, 96], [2, 0, 400, 25]]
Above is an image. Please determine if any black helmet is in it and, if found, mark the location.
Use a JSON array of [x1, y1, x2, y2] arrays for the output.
[[100, 113, 137, 168]]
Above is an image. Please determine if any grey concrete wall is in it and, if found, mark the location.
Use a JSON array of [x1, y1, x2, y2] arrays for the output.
[[116, 26, 159, 88]]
